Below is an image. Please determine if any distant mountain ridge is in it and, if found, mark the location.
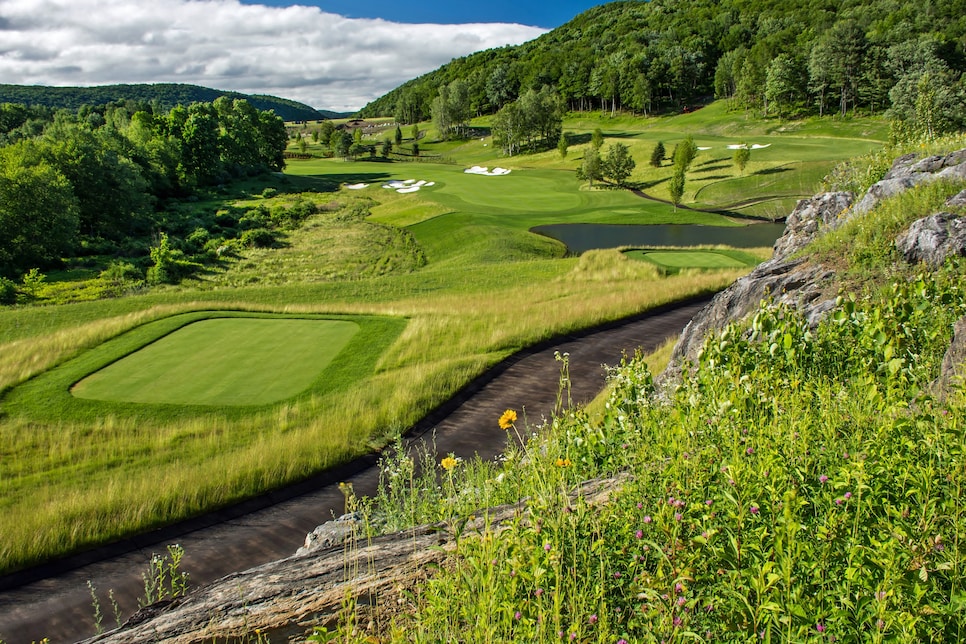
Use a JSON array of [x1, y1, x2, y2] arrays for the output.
[[0, 83, 352, 121]]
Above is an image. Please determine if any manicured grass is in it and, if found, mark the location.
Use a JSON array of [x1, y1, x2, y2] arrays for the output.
[[72, 317, 359, 406], [624, 249, 751, 269]]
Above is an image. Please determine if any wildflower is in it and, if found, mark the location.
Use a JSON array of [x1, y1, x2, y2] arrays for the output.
[[816, 623, 826, 633], [535, 588, 544, 597], [844, 491, 852, 500], [674, 512, 683, 522], [750, 505, 760, 515], [589, 614, 598, 625], [819, 474, 829, 484], [636, 530, 644, 539], [677, 596, 686, 606], [746, 447, 754, 455], [544, 542, 552, 552], [440, 456, 458, 471], [673, 616, 683, 627], [499, 409, 518, 430], [515, 611, 522, 620], [555, 457, 572, 467], [705, 499, 713, 506], [618, 640, 628, 644], [643, 515, 652, 524]]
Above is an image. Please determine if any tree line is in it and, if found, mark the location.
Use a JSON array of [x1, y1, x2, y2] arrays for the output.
[[0, 97, 287, 283], [359, 0, 966, 139], [0, 83, 334, 123]]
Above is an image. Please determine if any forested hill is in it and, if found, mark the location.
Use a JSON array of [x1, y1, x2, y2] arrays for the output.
[[0, 83, 347, 122], [358, 0, 966, 130]]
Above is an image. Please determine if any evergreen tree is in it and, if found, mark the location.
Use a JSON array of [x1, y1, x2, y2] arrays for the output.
[[650, 141, 665, 167], [558, 131, 569, 159]]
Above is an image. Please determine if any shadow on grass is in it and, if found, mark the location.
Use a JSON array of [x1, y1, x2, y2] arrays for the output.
[[695, 164, 730, 173], [755, 166, 792, 176]]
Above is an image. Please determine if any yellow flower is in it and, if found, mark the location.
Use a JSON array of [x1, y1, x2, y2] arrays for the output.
[[499, 409, 518, 430], [441, 456, 458, 471], [555, 458, 572, 467]]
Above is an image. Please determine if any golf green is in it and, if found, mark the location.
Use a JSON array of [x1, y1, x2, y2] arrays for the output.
[[71, 318, 360, 405], [625, 250, 750, 269]]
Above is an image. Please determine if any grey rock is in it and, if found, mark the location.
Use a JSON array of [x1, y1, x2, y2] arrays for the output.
[[853, 175, 931, 216], [855, 149, 966, 216], [297, 512, 363, 555], [771, 191, 853, 259], [895, 213, 966, 268], [947, 190, 966, 208], [933, 317, 966, 402]]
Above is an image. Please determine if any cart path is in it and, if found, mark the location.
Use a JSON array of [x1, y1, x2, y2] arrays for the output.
[[0, 297, 709, 644]]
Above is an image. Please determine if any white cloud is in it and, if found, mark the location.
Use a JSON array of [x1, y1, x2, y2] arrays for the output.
[[0, 0, 546, 111]]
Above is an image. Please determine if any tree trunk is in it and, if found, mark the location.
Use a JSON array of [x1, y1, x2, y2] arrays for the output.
[[80, 477, 627, 644]]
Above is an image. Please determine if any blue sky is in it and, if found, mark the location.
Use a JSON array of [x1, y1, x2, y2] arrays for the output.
[[242, 1, 603, 28], [0, 0, 603, 111]]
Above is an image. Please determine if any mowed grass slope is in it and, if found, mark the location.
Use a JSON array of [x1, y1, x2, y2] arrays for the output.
[[0, 103, 887, 573]]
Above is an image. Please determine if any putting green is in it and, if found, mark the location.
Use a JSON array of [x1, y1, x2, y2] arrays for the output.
[[72, 318, 359, 406], [624, 249, 750, 269]]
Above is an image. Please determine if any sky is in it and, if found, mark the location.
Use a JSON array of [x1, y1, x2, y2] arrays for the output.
[[0, 0, 603, 112]]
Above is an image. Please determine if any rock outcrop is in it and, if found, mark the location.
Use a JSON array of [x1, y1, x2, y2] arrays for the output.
[[662, 148, 966, 384], [934, 316, 966, 402]]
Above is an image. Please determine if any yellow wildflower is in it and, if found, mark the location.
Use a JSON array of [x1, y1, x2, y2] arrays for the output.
[[499, 409, 518, 430], [555, 458, 572, 467], [441, 456, 458, 471]]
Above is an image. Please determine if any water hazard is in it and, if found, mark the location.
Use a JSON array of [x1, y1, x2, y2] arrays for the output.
[[532, 223, 786, 254]]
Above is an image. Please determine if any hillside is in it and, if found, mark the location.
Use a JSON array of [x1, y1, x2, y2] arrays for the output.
[[359, 0, 966, 135], [80, 143, 966, 642], [0, 83, 348, 122]]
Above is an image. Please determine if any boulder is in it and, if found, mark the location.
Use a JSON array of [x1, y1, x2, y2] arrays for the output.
[[853, 148, 966, 217], [933, 317, 966, 402], [895, 213, 966, 268]]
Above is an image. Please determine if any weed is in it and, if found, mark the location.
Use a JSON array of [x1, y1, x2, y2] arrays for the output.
[[140, 544, 189, 608]]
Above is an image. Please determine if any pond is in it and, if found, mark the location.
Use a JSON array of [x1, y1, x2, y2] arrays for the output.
[[532, 223, 786, 254]]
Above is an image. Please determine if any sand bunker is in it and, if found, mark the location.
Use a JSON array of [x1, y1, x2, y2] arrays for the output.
[[382, 179, 436, 193], [345, 183, 370, 190], [727, 143, 772, 150], [464, 166, 511, 176]]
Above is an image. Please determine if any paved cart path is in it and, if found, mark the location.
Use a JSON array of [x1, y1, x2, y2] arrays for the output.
[[0, 298, 708, 644]]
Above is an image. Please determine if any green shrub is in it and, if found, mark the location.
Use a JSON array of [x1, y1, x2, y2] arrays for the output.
[[240, 227, 275, 248], [0, 277, 18, 305]]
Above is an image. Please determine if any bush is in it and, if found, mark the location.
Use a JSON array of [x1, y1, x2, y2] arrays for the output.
[[0, 277, 18, 304], [261, 187, 278, 199], [240, 227, 275, 248]]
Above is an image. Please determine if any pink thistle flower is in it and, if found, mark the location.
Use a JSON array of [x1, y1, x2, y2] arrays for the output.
[[750, 506, 760, 515], [636, 530, 644, 539], [643, 515, 652, 524], [588, 614, 598, 625], [819, 475, 829, 484]]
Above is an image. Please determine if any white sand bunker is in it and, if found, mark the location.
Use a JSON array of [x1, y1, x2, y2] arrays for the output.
[[464, 166, 511, 176], [382, 179, 436, 193], [697, 146, 712, 151], [727, 143, 772, 150], [345, 183, 369, 190]]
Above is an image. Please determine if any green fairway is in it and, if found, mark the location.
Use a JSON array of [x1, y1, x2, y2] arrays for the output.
[[624, 248, 760, 270], [72, 318, 359, 405]]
